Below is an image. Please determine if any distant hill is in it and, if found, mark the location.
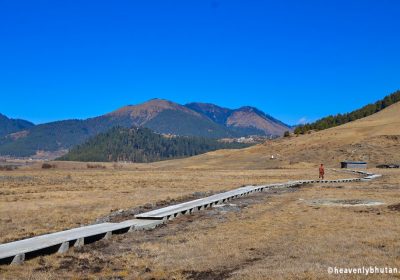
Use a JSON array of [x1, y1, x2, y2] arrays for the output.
[[0, 99, 288, 157], [0, 114, 34, 138], [185, 103, 292, 136], [59, 127, 251, 163], [294, 90, 400, 134], [108, 99, 236, 138], [161, 101, 400, 170]]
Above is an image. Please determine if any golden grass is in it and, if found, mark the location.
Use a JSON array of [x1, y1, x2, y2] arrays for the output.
[[1, 166, 399, 279], [0, 164, 344, 244]]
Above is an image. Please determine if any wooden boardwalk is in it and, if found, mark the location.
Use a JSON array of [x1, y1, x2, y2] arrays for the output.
[[0, 169, 380, 265], [0, 219, 162, 265]]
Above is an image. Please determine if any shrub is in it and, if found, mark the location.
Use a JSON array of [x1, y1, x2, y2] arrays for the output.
[[87, 164, 106, 169], [0, 165, 18, 171], [283, 131, 290, 137], [42, 163, 56, 169], [113, 163, 123, 170]]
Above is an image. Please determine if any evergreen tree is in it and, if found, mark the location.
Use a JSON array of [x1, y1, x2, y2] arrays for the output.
[[59, 127, 252, 163]]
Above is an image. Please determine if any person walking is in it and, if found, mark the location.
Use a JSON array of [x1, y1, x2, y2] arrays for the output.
[[319, 164, 325, 180]]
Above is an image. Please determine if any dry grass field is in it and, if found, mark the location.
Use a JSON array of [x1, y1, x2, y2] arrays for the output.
[[1, 103, 400, 279], [0, 167, 399, 279], [0, 164, 342, 244]]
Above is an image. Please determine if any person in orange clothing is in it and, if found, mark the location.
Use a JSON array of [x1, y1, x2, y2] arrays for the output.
[[319, 163, 325, 180]]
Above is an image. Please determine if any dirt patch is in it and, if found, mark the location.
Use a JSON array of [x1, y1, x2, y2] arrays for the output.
[[75, 187, 296, 263], [184, 268, 235, 280], [353, 208, 381, 215], [388, 203, 400, 211], [96, 186, 297, 224], [184, 247, 270, 280], [57, 255, 109, 274], [212, 203, 241, 213], [306, 199, 384, 207]]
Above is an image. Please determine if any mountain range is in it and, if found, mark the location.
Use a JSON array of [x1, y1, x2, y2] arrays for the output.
[[0, 99, 291, 157], [0, 114, 34, 138], [157, 100, 400, 170]]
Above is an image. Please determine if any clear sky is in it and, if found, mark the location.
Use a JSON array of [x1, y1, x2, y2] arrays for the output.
[[0, 0, 399, 125]]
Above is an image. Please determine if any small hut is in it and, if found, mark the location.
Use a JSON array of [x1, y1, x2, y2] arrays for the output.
[[340, 161, 367, 169]]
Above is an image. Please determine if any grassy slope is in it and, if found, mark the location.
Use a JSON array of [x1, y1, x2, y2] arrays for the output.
[[151, 102, 400, 169]]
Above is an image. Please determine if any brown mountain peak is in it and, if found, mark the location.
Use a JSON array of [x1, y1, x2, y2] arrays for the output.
[[107, 98, 200, 125]]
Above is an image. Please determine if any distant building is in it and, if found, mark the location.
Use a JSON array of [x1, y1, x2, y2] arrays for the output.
[[341, 161, 367, 169]]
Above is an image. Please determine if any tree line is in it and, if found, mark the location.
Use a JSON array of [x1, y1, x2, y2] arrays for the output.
[[59, 127, 251, 163], [294, 90, 400, 135]]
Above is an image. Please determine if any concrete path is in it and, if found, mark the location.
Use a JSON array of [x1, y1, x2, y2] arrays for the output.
[[0, 219, 162, 265], [135, 172, 377, 220], [0, 169, 381, 265]]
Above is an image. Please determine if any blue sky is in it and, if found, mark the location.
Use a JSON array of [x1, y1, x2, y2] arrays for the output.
[[0, 0, 399, 125]]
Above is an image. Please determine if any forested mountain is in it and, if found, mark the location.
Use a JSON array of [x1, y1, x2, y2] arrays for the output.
[[0, 118, 129, 157], [107, 99, 235, 138], [294, 90, 400, 134], [0, 99, 287, 157], [185, 103, 232, 125], [59, 127, 251, 163], [2, 92, 398, 158], [185, 103, 292, 136], [0, 114, 34, 137]]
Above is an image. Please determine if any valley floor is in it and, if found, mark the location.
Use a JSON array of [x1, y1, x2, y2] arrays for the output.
[[0, 164, 399, 279]]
